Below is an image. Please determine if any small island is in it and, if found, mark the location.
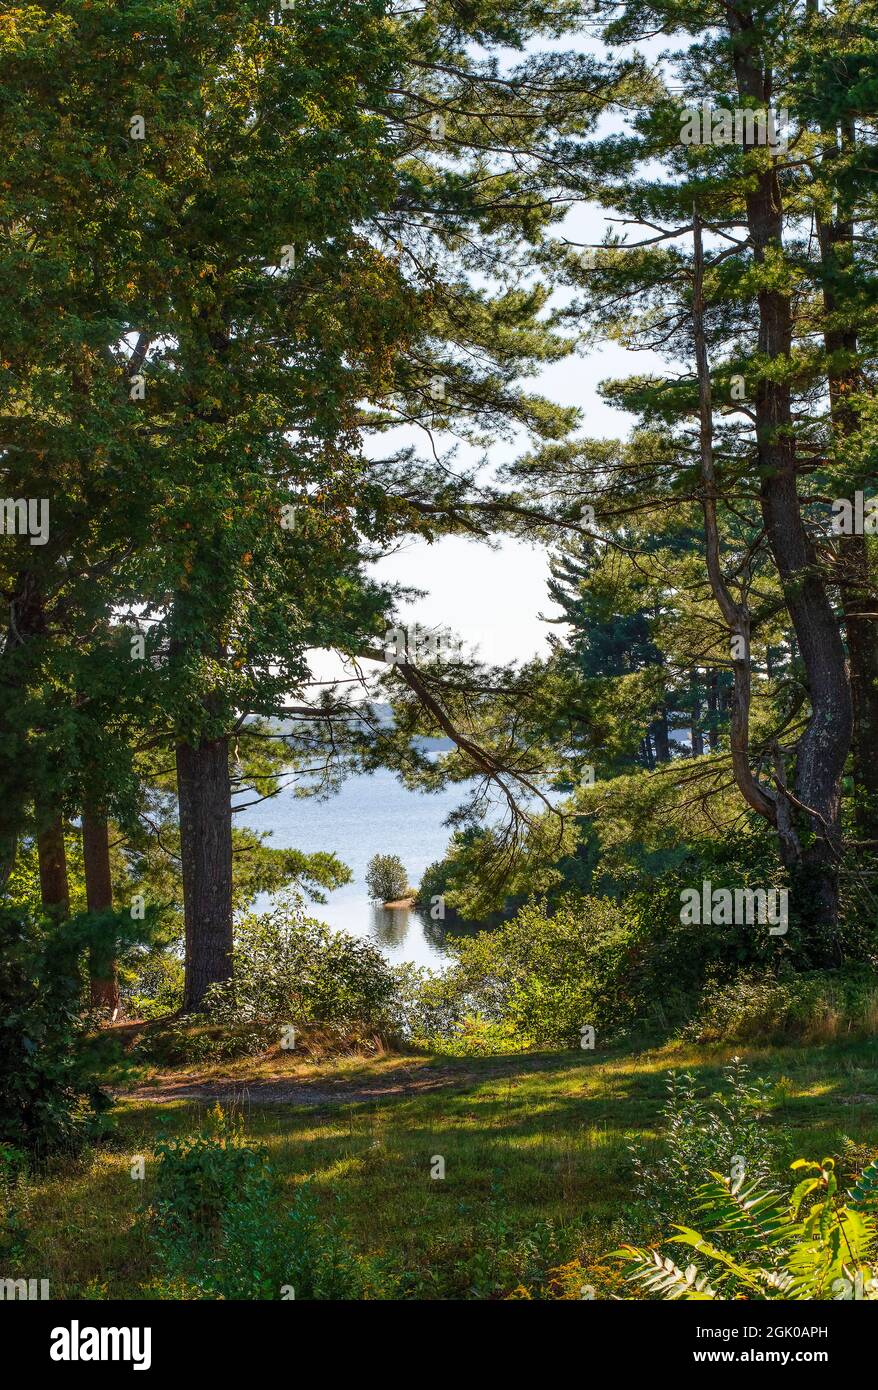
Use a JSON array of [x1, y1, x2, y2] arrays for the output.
[[366, 853, 416, 908]]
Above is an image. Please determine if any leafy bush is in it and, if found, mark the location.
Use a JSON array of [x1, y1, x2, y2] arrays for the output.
[[401, 856, 825, 1053], [614, 1155, 878, 1299], [630, 1058, 781, 1222], [133, 1019, 276, 1066], [203, 898, 400, 1030], [365, 854, 409, 903], [0, 906, 147, 1156], [400, 895, 646, 1051], [123, 952, 184, 1021], [147, 1106, 373, 1299], [688, 966, 878, 1044], [149, 1106, 266, 1241], [0, 1144, 30, 1262]]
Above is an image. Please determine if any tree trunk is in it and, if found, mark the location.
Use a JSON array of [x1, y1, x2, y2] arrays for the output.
[[814, 116, 878, 845], [82, 810, 121, 1017], [690, 671, 704, 757], [727, 15, 853, 957], [1, 570, 45, 889], [706, 670, 720, 752], [651, 707, 671, 762], [842, 536, 878, 842], [177, 736, 234, 1012], [36, 812, 69, 920]]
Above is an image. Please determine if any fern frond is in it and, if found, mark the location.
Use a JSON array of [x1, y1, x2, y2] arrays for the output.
[[613, 1246, 717, 1300], [754, 1267, 795, 1296], [670, 1225, 771, 1296], [849, 1157, 878, 1212], [694, 1172, 791, 1256]]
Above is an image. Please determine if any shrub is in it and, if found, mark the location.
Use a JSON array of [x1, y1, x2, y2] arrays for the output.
[[630, 1057, 782, 1222], [0, 906, 147, 1156], [203, 1179, 370, 1300], [0, 1144, 30, 1262], [614, 1155, 878, 1299], [688, 966, 878, 1044], [132, 1019, 275, 1066], [203, 898, 400, 1030], [365, 854, 409, 903], [147, 1106, 373, 1299], [122, 952, 184, 1021], [401, 894, 645, 1051], [400, 864, 820, 1054], [149, 1105, 266, 1242]]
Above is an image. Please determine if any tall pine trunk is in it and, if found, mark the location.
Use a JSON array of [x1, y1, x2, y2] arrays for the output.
[[728, 14, 853, 957], [842, 537, 878, 842], [36, 812, 69, 920], [689, 671, 704, 756], [2, 570, 44, 889], [706, 671, 720, 753], [82, 810, 120, 1017], [815, 117, 878, 846], [651, 707, 671, 762], [177, 735, 233, 1012]]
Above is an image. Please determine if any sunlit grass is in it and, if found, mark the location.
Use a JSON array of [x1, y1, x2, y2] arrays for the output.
[[11, 1035, 878, 1298]]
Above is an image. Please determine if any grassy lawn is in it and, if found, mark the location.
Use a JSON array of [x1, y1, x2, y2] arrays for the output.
[[14, 1036, 878, 1300]]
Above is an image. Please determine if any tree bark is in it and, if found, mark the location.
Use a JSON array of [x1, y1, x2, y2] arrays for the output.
[[177, 736, 234, 1012], [651, 707, 671, 762], [36, 812, 69, 920], [690, 671, 704, 756], [706, 670, 720, 752], [82, 810, 120, 1017], [1, 570, 45, 888], [814, 116, 878, 844], [842, 538, 878, 841], [726, 15, 853, 956]]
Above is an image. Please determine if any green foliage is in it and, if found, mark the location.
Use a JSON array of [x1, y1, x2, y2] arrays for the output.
[[402, 894, 643, 1051], [0, 906, 149, 1156], [203, 899, 399, 1030], [630, 1058, 781, 1223], [688, 967, 878, 1045], [365, 853, 409, 903], [614, 1156, 878, 1301], [402, 844, 807, 1052], [415, 824, 545, 922], [133, 1020, 276, 1066], [149, 1106, 265, 1242], [123, 952, 185, 1021], [147, 1106, 372, 1300], [0, 1144, 30, 1263]]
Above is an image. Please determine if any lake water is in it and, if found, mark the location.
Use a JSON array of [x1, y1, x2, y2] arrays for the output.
[[237, 765, 482, 971]]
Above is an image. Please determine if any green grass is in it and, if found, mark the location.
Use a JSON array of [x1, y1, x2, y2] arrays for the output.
[[10, 1036, 878, 1299]]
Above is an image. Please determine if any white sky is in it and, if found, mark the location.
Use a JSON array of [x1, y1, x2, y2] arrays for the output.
[[312, 30, 673, 684]]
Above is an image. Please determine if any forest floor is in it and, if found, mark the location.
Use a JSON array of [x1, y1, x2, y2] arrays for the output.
[[15, 1034, 878, 1298]]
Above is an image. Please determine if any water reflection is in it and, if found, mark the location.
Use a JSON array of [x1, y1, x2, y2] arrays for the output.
[[368, 901, 484, 967], [370, 902, 413, 951]]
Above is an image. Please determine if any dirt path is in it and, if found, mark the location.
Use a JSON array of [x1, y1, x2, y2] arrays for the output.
[[123, 1052, 575, 1109], [126, 1065, 482, 1108]]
